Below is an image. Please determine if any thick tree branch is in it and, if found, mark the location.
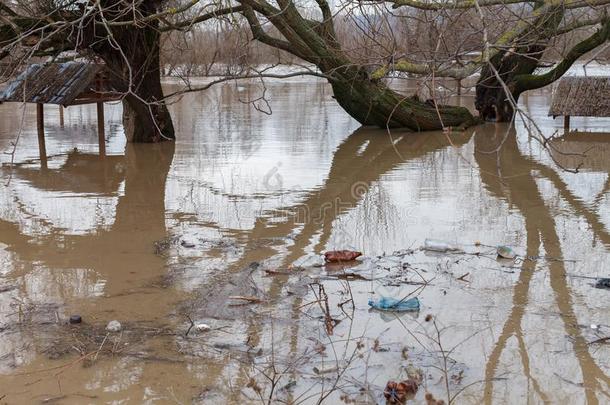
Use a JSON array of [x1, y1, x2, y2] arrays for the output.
[[0, 2, 18, 17], [386, 0, 530, 11], [159, 6, 245, 32], [385, 0, 610, 10], [514, 18, 610, 91], [105, 0, 204, 26], [553, 15, 607, 36], [372, 1, 564, 79], [241, 6, 307, 59]]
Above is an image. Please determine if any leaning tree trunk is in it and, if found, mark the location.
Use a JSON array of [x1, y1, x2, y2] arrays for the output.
[[242, 6, 476, 131], [325, 66, 476, 130]]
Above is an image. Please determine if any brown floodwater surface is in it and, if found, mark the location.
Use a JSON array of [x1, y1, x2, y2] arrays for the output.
[[0, 75, 609, 404]]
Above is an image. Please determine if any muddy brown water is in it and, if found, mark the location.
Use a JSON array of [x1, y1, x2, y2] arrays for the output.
[[0, 76, 609, 404]]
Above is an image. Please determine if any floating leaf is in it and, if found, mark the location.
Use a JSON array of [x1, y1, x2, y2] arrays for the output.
[[324, 250, 362, 263]]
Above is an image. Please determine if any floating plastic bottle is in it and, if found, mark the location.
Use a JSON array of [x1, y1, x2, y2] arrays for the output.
[[368, 296, 420, 312], [595, 278, 610, 290], [496, 245, 516, 259], [424, 239, 462, 253]]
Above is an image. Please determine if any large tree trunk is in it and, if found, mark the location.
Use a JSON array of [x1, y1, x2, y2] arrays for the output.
[[117, 46, 175, 143], [89, 2, 175, 142], [474, 7, 563, 122], [474, 47, 543, 122], [326, 66, 476, 130], [242, 6, 476, 131]]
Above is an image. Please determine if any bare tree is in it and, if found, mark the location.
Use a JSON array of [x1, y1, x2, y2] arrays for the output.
[[0, 0, 240, 142], [371, 0, 610, 121], [1, 0, 608, 140], [237, 0, 477, 130]]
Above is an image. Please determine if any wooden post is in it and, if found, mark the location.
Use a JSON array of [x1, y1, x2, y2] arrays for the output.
[[59, 105, 64, 127], [97, 102, 106, 157], [36, 103, 47, 168], [456, 79, 462, 96], [564, 115, 570, 132]]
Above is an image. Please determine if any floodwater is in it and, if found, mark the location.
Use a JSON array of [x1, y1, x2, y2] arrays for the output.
[[0, 74, 609, 404]]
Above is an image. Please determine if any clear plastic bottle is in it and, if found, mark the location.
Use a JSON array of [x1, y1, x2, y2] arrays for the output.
[[424, 238, 462, 252]]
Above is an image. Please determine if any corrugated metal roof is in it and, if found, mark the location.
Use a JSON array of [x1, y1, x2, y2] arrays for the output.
[[549, 77, 610, 117], [0, 63, 103, 105]]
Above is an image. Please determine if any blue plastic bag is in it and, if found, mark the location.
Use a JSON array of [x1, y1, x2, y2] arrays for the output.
[[368, 296, 420, 312]]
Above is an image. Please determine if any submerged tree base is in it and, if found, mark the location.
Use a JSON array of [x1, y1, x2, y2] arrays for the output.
[[327, 68, 477, 131]]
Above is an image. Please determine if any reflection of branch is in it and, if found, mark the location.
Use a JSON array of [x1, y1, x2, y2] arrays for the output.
[[476, 131, 610, 403], [514, 19, 610, 92], [482, 226, 546, 404], [531, 161, 610, 246]]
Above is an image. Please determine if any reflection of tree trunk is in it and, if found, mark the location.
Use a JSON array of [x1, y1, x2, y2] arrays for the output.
[[223, 127, 473, 272], [218, 128, 474, 401], [475, 127, 610, 404], [0, 142, 175, 275], [113, 142, 175, 233]]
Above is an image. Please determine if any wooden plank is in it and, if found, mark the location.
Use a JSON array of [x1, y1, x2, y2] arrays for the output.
[[97, 102, 106, 157], [64, 95, 122, 106], [59, 105, 64, 127], [36, 103, 47, 168], [564, 115, 570, 132]]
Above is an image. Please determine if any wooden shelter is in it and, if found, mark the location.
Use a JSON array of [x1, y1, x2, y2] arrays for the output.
[[0, 62, 121, 167], [549, 76, 610, 131]]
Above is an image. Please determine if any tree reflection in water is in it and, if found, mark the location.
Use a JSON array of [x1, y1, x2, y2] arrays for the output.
[[475, 126, 610, 404]]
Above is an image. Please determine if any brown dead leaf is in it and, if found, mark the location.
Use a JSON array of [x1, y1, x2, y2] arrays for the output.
[[324, 250, 362, 263]]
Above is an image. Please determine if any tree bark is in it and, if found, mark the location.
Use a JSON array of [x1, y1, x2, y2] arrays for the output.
[[242, 5, 476, 131], [474, 47, 544, 122], [474, 6, 565, 122], [329, 70, 475, 130], [103, 30, 174, 143], [87, 2, 175, 142]]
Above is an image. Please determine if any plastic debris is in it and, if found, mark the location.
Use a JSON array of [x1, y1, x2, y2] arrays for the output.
[[423, 239, 462, 253], [324, 250, 362, 263], [313, 365, 339, 375], [69, 315, 82, 324], [106, 320, 122, 332], [591, 324, 600, 330], [594, 278, 610, 290], [180, 239, 196, 248], [425, 392, 446, 405], [229, 295, 263, 304], [195, 323, 211, 332], [368, 296, 420, 312], [384, 379, 419, 403], [497, 245, 516, 259]]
